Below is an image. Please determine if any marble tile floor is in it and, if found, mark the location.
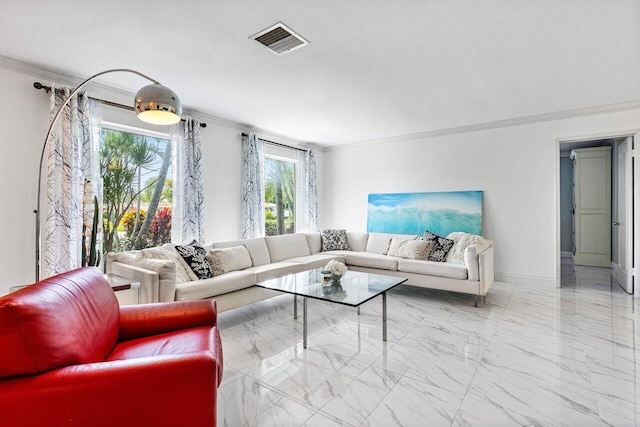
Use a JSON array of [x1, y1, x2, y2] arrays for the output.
[[216, 260, 640, 426]]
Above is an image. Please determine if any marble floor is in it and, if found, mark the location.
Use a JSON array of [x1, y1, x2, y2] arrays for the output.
[[216, 260, 640, 426]]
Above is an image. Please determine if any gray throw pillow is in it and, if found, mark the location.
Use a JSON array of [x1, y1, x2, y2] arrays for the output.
[[321, 229, 351, 251], [422, 230, 454, 262]]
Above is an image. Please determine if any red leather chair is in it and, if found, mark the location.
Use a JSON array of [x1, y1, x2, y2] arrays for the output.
[[0, 267, 223, 427]]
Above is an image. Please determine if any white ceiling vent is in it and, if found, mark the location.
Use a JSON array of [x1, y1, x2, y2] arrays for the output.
[[251, 22, 309, 55]]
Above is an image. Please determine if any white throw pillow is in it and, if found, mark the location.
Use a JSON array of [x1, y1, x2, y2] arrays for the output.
[[140, 246, 195, 283], [388, 238, 434, 260], [445, 232, 490, 264], [206, 245, 253, 276]]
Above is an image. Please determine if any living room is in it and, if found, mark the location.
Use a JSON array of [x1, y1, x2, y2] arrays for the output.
[[1, 1, 640, 426]]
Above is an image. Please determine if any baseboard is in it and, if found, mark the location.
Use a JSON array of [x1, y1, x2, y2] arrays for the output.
[[494, 272, 556, 287], [561, 251, 573, 258]]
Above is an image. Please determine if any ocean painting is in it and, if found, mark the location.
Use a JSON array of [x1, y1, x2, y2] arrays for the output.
[[367, 191, 483, 236]]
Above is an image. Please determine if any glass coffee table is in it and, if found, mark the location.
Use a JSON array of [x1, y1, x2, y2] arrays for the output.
[[255, 268, 407, 348]]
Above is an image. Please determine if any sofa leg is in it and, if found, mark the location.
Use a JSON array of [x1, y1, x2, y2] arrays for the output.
[[481, 295, 486, 305], [474, 296, 478, 308]]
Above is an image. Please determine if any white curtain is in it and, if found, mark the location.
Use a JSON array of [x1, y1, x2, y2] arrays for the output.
[[297, 149, 318, 233], [171, 116, 205, 244], [241, 133, 265, 239], [44, 88, 102, 278]]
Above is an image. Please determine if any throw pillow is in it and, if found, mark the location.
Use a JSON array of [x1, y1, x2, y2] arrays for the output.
[[388, 238, 434, 260], [321, 229, 351, 251], [445, 232, 490, 264], [205, 245, 253, 276], [174, 241, 214, 280], [422, 230, 455, 262], [140, 246, 196, 283]]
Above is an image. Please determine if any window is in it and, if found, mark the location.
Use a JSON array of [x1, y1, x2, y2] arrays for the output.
[[100, 125, 172, 253], [264, 156, 296, 236]]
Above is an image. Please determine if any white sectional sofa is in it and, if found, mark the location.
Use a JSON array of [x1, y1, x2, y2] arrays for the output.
[[106, 231, 494, 311]]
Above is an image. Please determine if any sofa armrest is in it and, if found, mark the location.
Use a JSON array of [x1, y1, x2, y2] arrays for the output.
[[0, 352, 219, 426], [119, 300, 217, 341], [478, 245, 495, 296], [109, 261, 160, 303], [463, 243, 489, 281]]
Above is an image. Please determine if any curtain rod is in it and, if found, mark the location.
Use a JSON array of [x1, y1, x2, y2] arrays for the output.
[[33, 82, 207, 128], [242, 132, 307, 153]]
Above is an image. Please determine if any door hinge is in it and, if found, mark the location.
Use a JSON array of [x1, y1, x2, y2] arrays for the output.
[[633, 267, 637, 276], [632, 149, 636, 158]]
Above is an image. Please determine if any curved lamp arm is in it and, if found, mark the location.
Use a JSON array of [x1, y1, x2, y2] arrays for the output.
[[34, 69, 165, 281]]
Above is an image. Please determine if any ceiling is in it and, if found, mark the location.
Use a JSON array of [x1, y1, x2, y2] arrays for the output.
[[0, 1, 638, 147]]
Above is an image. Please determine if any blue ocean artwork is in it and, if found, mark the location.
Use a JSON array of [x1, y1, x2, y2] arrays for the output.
[[367, 191, 483, 236]]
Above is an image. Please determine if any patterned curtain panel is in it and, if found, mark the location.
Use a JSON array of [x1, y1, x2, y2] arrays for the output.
[[44, 88, 102, 278], [171, 116, 205, 244], [241, 133, 265, 239], [297, 149, 318, 233]]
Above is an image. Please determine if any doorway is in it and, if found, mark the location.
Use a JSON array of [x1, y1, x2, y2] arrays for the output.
[[558, 135, 635, 293]]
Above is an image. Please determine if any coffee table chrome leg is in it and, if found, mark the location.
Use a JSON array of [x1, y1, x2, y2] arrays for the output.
[[303, 297, 308, 349], [294, 295, 298, 319], [382, 292, 387, 342]]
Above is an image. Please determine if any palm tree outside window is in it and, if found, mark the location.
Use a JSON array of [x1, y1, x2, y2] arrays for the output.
[[100, 126, 173, 253], [264, 156, 296, 236]]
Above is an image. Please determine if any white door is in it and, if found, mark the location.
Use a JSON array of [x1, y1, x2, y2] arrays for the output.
[[616, 137, 634, 293], [572, 147, 612, 267]]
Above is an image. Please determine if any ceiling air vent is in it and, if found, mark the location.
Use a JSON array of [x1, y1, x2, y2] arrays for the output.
[[251, 22, 309, 55]]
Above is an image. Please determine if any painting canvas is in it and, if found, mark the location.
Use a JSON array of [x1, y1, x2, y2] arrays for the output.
[[367, 191, 483, 236]]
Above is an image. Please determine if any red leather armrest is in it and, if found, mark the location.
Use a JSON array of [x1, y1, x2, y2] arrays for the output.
[[119, 299, 217, 341], [0, 352, 218, 427]]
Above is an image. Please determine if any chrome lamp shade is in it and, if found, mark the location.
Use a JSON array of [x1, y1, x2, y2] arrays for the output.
[[135, 83, 182, 125]]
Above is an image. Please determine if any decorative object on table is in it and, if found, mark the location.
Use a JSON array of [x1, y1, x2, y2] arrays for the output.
[[367, 191, 483, 236], [324, 260, 347, 283], [33, 68, 182, 281], [320, 269, 332, 285]]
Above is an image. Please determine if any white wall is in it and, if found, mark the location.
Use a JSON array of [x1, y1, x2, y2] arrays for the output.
[[0, 64, 322, 295], [322, 109, 640, 284]]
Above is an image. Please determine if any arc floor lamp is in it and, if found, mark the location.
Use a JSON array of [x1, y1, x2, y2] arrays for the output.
[[34, 68, 182, 281]]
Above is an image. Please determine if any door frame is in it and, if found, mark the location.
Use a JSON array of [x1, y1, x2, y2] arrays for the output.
[[555, 130, 640, 292]]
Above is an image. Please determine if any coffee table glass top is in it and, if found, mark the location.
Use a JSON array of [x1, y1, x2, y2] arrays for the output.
[[255, 268, 407, 307]]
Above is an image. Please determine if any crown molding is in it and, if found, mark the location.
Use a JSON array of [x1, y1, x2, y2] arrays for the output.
[[3, 54, 636, 153], [324, 100, 640, 152]]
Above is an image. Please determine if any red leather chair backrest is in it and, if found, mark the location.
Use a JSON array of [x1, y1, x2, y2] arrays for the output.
[[0, 267, 119, 378]]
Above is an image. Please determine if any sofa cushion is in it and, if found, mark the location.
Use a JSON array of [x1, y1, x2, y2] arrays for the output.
[[266, 234, 311, 262], [212, 238, 271, 266], [365, 233, 392, 255], [398, 259, 468, 280], [345, 252, 399, 271], [346, 232, 369, 252], [422, 230, 455, 262], [174, 270, 257, 301], [445, 232, 491, 264], [321, 229, 350, 251], [287, 254, 346, 269], [143, 246, 195, 283], [175, 242, 214, 280], [388, 238, 434, 260], [247, 262, 308, 282], [305, 233, 322, 254], [0, 268, 119, 378], [206, 245, 253, 276]]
